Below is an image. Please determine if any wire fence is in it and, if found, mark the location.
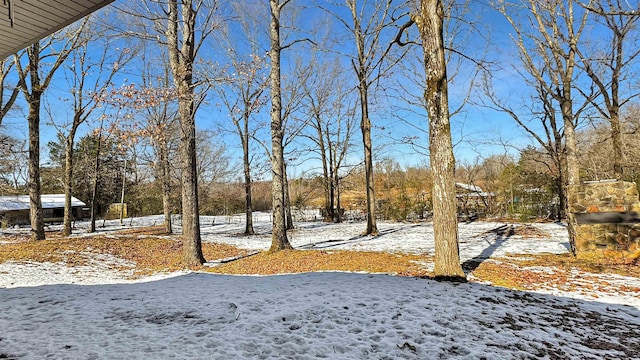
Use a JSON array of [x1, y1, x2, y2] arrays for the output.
[[170, 209, 370, 227]]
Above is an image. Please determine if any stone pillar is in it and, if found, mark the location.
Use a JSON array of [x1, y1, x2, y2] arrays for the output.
[[568, 180, 640, 259]]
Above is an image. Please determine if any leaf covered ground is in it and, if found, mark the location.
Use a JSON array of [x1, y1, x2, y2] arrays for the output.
[[0, 226, 250, 276], [1, 225, 639, 298]]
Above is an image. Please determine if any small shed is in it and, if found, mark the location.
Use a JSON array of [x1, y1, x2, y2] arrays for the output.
[[456, 183, 493, 214], [0, 194, 86, 226]]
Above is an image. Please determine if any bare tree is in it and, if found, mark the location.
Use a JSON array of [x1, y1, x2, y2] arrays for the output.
[[140, 53, 178, 234], [88, 130, 103, 233], [0, 62, 22, 193], [317, 0, 409, 234], [216, 58, 267, 233], [166, 0, 215, 265], [268, 0, 293, 251], [576, 0, 640, 180], [54, 23, 136, 236], [281, 55, 316, 230], [246, 46, 311, 236], [302, 62, 339, 222], [483, 75, 570, 220], [0, 59, 21, 126], [13, 22, 88, 240], [579, 105, 640, 182], [412, 0, 465, 280], [216, 3, 270, 234], [348, 0, 381, 235], [300, 57, 357, 223], [327, 0, 402, 235], [196, 129, 235, 185], [117, 0, 222, 264], [385, 0, 484, 158], [154, 113, 177, 235], [496, 0, 591, 254]]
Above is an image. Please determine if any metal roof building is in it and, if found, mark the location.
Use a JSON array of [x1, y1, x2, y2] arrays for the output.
[[0, 195, 87, 225], [0, 194, 86, 212]]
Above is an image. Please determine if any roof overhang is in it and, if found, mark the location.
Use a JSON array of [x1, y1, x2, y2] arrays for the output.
[[0, 0, 115, 60]]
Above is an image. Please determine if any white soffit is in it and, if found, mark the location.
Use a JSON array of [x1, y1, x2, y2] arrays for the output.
[[0, 0, 115, 60]]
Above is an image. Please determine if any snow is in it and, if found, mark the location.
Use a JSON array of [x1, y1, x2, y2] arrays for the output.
[[0, 194, 85, 212], [455, 183, 493, 197], [199, 215, 570, 261], [1, 213, 639, 359]]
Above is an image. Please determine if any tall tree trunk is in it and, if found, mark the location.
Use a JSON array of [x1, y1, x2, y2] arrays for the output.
[[167, 0, 205, 265], [284, 162, 294, 230], [89, 131, 102, 234], [610, 109, 624, 180], [608, 28, 624, 180], [335, 172, 342, 223], [19, 43, 47, 241], [318, 122, 332, 222], [119, 159, 126, 224], [158, 134, 173, 234], [243, 162, 254, 235], [27, 95, 45, 241], [416, 0, 465, 281], [349, 0, 378, 236], [177, 98, 204, 265], [562, 98, 579, 256], [328, 140, 336, 222], [555, 156, 566, 221], [268, 0, 293, 252], [241, 128, 254, 235], [562, 27, 581, 256], [329, 168, 335, 222], [14, 26, 85, 240], [360, 83, 378, 235], [62, 130, 77, 236], [575, 7, 634, 182]]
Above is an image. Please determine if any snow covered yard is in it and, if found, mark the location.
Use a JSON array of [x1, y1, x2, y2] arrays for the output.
[[1, 214, 639, 359], [2, 272, 639, 359]]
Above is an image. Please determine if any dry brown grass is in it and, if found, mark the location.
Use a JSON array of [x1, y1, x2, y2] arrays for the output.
[[0, 227, 250, 277], [113, 225, 172, 236], [208, 249, 432, 277], [470, 254, 640, 293], [511, 253, 640, 277], [1, 226, 639, 292], [0, 226, 433, 278]]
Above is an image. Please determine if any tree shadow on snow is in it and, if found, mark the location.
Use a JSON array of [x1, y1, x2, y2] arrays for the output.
[[298, 223, 423, 250], [462, 224, 515, 273]]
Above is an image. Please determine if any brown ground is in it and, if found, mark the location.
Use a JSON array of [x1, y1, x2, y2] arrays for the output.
[[1, 226, 639, 296]]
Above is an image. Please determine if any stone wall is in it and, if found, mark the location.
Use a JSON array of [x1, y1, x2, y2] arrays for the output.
[[568, 180, 640, 259]]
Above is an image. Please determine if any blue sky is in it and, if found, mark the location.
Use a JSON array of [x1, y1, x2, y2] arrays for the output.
[[2, 0, 638, 179]]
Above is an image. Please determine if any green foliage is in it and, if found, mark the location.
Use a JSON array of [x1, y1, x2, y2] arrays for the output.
[[46, 133, 67, 167], [44, 132, 127, 217], [387, 193, 412, 221], [494, 150, 558, 219], [127, 182, 163, 217]]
